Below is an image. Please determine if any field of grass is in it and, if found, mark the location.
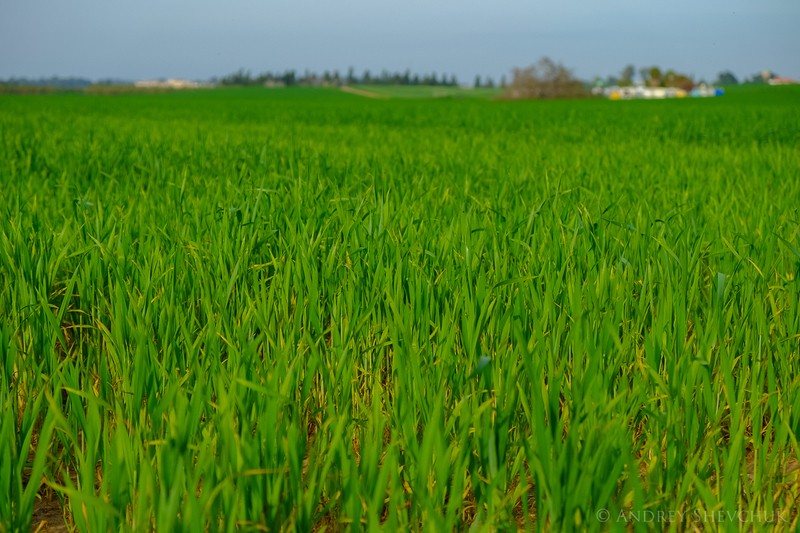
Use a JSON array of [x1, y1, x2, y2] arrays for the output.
[[1, 86, 799, 531]]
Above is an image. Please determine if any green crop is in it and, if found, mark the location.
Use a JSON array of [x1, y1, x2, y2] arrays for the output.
[[1, 86, 799, 531]]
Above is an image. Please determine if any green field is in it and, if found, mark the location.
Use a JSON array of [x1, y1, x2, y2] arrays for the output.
[[1, 86, 799, 531]]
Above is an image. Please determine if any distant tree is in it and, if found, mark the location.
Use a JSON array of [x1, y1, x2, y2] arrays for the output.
[[363, 70, 372, 84], [635, 66, 662, 87], [648, 67, 662, 87], [715, 70, 738, 85], [743, 71, 771, 84], [662, 69, 694, 91], [500, 75, 507, 88], [619, 65, 636, 86], [254, 71, 270, 85], [221, 68, 254, 86], [474, 75, 482, 88], [485, 77, 495, 88], [282, 70, 296, 86], [504, 57, 589, 99], [346, 67, 357, 85]]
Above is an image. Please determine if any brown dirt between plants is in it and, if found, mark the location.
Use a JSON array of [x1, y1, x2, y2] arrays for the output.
[[31, 489, 69, 533]]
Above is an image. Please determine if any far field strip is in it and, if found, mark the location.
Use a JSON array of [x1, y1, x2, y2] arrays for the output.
[[340, 85, 389, 99]]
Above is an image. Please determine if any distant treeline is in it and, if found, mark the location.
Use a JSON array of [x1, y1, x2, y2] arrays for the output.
[[0, 77, 93, 89], [0, 77, 133, 89], [1, 65, 789, 95], [215, 68, 504, 88]]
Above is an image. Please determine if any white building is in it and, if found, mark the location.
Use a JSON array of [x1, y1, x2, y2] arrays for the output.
[[133, 79, 205, 89], [593, 84, 721, 100]]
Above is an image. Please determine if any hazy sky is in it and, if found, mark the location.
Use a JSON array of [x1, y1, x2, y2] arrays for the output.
[[2, 0, 798, 83]]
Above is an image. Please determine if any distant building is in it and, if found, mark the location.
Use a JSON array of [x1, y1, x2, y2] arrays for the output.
[[133, 79, 206, 89], [768, 76, 799, 86], [592, 83, 722, 100]]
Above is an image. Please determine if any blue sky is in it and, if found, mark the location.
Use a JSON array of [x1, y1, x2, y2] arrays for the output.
[[1, 0, 798, 83]]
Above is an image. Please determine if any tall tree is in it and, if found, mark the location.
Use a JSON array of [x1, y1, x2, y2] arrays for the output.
[[620, 65, 636, 86], [639, 67, 650, 86], [648, 67, 662, 87], [715, 71, 738, 85], [505, 57, 588, 99], [663, 69, 694, 90]]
